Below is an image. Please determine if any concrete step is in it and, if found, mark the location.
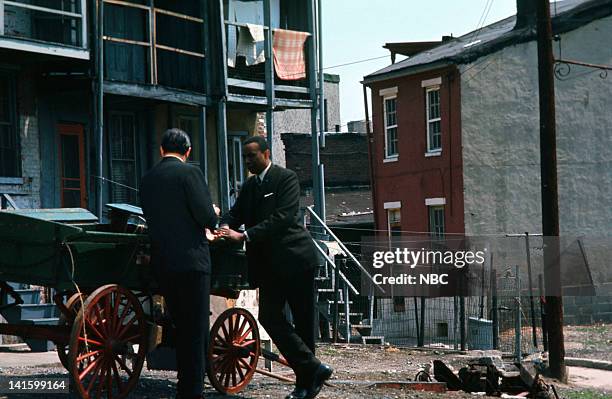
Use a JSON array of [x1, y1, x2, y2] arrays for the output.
[[6, 289, 40, 305], [1, 304, 59, 323], [362, 336, 385, 345]]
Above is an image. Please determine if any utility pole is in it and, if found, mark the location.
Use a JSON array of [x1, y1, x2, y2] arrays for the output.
[[536, 0, 566, 382]]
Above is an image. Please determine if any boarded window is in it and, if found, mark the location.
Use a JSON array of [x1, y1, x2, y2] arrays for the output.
[[109, 113, 138, 204], [0, 74, 20, 177]]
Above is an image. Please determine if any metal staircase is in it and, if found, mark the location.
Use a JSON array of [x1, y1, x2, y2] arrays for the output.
[[307, 206, 385, 344], [0, 195, 59, 351]]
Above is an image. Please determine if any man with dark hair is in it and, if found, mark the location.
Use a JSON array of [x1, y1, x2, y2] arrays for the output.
[[140, 128, 218, 399], [218, 136, 333, 399]]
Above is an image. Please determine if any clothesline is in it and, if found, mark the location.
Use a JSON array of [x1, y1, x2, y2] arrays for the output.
[[227, 20, 310, 80]]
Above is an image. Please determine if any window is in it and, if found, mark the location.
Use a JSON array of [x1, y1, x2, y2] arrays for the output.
[[384, 97, 398, 158], [387, 208, 401, 236], [428, 206, 445, 238], [228, 135, 245, 206], [103, 1, 204, 90], [2, 0, 87, 48], [0, 74, 20, 178], [177, 115, 200, 165], [109, 113, 138, 204], [426, 86, 441, 153]]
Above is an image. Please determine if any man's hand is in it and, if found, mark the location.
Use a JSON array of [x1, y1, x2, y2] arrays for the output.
[[215, 227, 245, 243], [213, 204, 221, 216]]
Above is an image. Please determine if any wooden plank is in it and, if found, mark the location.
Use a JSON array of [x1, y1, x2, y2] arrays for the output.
[[103, 81, 209, 106], [156, 44, 204, 58], [155, 7, 203, 23], [228, 78, 265, 91], [275, 98, 314, 109], [275, 84, 309, 94], [4, 208, 98, 223], [103, 0, 149, 11], [0, 38, 90, 59], [103, 35, 150, 47]]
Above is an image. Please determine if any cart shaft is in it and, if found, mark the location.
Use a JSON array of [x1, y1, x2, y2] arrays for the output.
[[0, 323, 70, 345]]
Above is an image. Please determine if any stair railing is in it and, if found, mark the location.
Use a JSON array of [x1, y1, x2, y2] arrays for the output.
[[312, 239, 358, 296], [1, 194, 18, 210], [306, 206, 384, 294]]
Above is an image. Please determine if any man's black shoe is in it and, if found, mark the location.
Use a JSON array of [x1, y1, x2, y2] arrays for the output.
[[285, 387, 309, 399], [306, 363, 333, 399]]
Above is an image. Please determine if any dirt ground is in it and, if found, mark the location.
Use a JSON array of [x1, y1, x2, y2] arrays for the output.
[[564, 324, 612, 363], [1, 341, 611, 398]]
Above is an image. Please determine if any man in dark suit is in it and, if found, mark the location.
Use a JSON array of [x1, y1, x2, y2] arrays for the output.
[[140, 128, 218, 399], [218, 136, 333, 399]]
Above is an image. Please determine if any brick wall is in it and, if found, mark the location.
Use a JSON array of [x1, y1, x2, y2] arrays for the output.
[[281, 132, 370, 188], [0, 72, 41, 209]]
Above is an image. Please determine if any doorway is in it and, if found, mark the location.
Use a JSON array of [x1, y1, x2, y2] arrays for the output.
[[58, 124, 87, 208]]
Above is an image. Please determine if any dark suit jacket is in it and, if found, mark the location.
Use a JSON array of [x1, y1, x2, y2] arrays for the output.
[[140, 157, 217, 274], [220, 164, 318, 287]]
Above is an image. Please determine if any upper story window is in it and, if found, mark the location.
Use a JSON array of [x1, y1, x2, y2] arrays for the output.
[[0, 74, 20, 178], [103, 0, 204, 91], [379, 86, 398, 161], [384, 96, 398, 159], [1, 0, 87, 49], [421, 77, 442, 155], [426, 87, 441, 153]]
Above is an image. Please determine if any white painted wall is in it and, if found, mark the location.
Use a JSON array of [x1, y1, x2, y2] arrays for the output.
[[461, 15, 612, 237], [460, 16, 612, 306]]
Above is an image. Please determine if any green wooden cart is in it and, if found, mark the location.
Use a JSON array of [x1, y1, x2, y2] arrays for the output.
[[0, 204, 273, 398]]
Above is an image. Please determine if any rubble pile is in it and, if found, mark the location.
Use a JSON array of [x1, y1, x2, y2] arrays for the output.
[[427, 354, 558, 398]]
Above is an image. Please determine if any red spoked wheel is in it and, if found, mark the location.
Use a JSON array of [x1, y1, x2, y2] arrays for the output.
[[57, 292, 86, 369], [68, 284, 148, 399], [207, 308, 260, 394]]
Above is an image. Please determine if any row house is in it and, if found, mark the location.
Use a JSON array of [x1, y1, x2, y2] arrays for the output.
[[362, 0, 612, 342], [0, 0, 323, 215]]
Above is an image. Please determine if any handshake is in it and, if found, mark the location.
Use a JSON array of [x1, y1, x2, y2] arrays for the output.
[[206, 226, 245, 243], [206, 206, 245, 243]]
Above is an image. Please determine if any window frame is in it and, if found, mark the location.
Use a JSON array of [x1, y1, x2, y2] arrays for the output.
[[425, 85, 442, 154], [384, 202, 401, 237], [176, 114, 201, 166], [428, 205, 445, 238], [1, 0, 88, 51], [108, 111, 139, 205], [383, 95, 398, 160], [0, 72, 21, 179]]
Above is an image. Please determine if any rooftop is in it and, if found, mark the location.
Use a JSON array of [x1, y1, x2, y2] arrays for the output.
[[364, 0, 612, 84]]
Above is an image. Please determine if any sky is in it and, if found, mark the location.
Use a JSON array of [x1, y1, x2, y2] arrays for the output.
[[322, 0, 518, 128]]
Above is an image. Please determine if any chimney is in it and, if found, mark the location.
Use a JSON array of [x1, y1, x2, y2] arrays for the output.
[[515, 0, 537, 29]]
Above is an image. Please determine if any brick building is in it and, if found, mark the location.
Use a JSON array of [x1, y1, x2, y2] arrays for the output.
[[363, 0, 612, 325]]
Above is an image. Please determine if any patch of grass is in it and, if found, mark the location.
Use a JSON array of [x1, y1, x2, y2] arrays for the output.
[[562, 389, 611, 399]]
